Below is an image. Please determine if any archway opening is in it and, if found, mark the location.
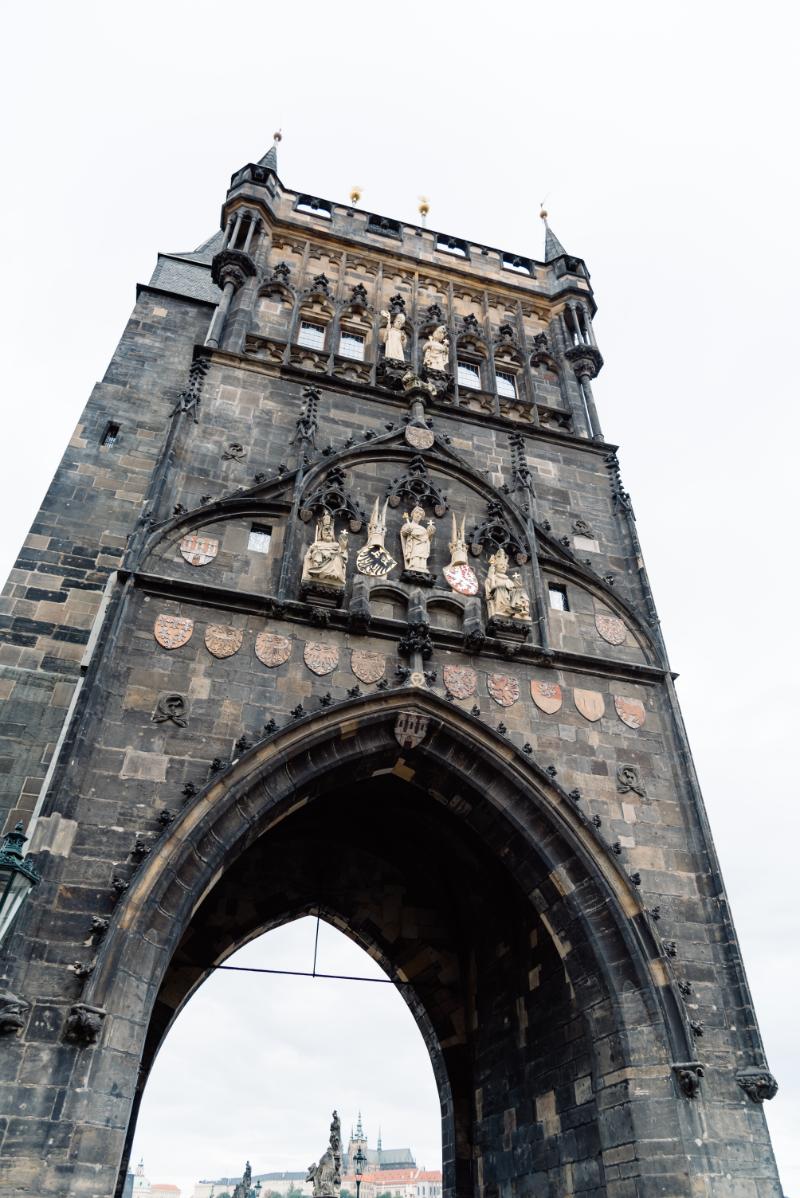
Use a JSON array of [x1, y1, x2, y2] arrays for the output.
[[129, 916, 442, 1198]]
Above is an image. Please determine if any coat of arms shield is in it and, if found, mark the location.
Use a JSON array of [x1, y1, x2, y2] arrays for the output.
[[443, 562, 479, 596], [530, 679, 563, 714], [204, 625, 243, 659], [487, 673, 520, 707], [179, 533, 219, 567], [614, 696, 646, 729], [574, 689, 605, 722], [351, 650, 386, 685], [443, 665, 477, 699], [254, 631, 292, 668], [303, 641, 339, 676], [154, 614, 194, 650], [394, 711, 430, 749], [356, 545, 397, 577], [595, 612, 626, 645]]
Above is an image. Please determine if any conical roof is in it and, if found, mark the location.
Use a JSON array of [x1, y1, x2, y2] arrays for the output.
[[258, 132, 282, 172], [543, 221, 568, 262]]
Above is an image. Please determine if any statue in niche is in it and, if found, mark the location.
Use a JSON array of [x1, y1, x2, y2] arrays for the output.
[[484, 547, 516, 620], [401, 505, 435, 574], [510, 571, 532, 621], [302, 511, 348, 591], [443, 513, 478, 596], [357, 499, 397, 577], [380, 310, 407, 362], [422, 325, 450, 373]]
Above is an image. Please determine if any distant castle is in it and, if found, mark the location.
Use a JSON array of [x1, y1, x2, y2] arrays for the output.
[[343, 1112, 416, 1175]]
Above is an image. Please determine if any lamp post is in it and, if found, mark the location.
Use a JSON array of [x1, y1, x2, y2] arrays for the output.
[[0, 822, 40, 946], [354, 1145, 366, 1198]]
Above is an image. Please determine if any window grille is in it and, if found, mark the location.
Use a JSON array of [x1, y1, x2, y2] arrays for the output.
[[339, 331, 365, 361], [496, 370, 517, 399], [548, 583, 569, 611], [457, 361, 481, 390], [100, 421, 120, 446], [298, 321, 326, 350], [248, 525, 273, 554]]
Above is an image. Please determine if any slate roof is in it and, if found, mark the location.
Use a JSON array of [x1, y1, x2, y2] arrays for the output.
[[147, 231, 223, 304]]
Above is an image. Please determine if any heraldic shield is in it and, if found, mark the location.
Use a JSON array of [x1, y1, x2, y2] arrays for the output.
[[574, 688, 605, 722], [303, 641, 339, 676], [356, 544, 396, 577], [530, 679, 563, 714], [351, 650, 386, 685], [614, 695, 646, 729], [255, 631, 292, 668], [154, 614, 194, 649], [487, 673, 520, 707], [204, 625, 243, 659], [179, 533, 219, 567], [394, 711, 430, 749], [595, 611, 626, 645]]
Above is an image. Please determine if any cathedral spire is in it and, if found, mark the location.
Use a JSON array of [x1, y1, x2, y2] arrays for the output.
[[258, 129, 282, 172], [355, 1110, 365, 1139], [540, 207, 567, 262]]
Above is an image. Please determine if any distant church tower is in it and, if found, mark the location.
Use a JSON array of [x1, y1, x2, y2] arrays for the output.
[[0, 136, 783, 1198]]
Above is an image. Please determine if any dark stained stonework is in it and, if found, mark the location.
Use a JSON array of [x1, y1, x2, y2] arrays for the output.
[[0, 144, 783, 1198]]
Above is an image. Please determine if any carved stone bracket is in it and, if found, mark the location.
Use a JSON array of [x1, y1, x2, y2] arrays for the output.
[[300, 466, 366, 532], [171, 356, 210, 423], [468, 500, 528, 564], [398, 622, 434, 660], [64, 1002, 107, 1046], [508, 432, 533, 492], [604, 452, 634, 517], [672, 1062, 704, 1098], [0, 990, 30, 1035], [376, 358, 407, 391], [565, 344, 604, 380], [386, 456, 448, 517], [211, 248, 257, 292], [736, 1067, 779, 1103], [293, 386, 321, 448]]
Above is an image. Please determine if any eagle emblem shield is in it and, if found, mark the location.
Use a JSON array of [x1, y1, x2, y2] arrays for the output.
[[154, 614, 194, 650], [254, 631, 292, 668], [304, 641, 339, 676], [204, 625, 243, 659], [179, 534, 219, 567], [530, 679, 563, 714], [356, 544, 397, 577], [351, 650, 386, 685]]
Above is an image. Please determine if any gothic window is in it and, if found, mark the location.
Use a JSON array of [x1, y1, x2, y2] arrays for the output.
[[495, 370, 517, 399], [298, 321, 326, 350], [457, 360, 481, 390], [248, 524, 272, 553], [339, 331, 365, 361], [100, 421, 120, 446], [548, 583, 569, 611]]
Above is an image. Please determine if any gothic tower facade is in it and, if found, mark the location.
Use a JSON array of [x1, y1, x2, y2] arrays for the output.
[[0, 140, 782, 1197]]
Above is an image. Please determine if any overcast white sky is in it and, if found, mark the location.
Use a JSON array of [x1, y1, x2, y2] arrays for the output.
[[1, 2, 798, 1194]]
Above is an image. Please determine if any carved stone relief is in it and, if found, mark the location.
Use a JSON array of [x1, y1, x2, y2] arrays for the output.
[[204, 625, 243, 659], [255, 631, 292, 667], [154, 615, 194, 650]]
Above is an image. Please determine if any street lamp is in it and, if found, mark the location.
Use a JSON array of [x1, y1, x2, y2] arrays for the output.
[[0, 822, 40, 946], [354, 1146, 366, 1198]]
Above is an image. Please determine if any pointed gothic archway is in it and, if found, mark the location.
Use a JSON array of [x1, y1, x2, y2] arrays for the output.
[[79, 690, 696, 1198]]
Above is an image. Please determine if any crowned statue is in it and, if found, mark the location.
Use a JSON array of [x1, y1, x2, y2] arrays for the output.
[[484, 547, 516, 620], [301, 511, 348, 594], [380, 310, 407, 362], [401, 505, 435, 575], [510, 571, 532, 621], [422, 324, 450, 374]]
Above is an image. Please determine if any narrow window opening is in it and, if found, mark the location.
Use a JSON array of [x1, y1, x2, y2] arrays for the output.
[[248, 524, 272, 553], [457, 361, 481, 390], [298, 321, 326, 350], [548, 583, 569, 611], [101, 421, 120, 447], [339, 331, 365, 361], [496, 370, 517, 399]]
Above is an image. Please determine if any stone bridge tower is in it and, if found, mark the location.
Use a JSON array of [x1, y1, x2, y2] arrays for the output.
[[0, 137, 782, 1197]]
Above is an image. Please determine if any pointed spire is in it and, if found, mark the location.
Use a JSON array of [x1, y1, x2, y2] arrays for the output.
[[356, 1110, 364, 1139], [258, 129, 282, 171], [540, 207, 567, 262], [377, 1126, 382, 1152]]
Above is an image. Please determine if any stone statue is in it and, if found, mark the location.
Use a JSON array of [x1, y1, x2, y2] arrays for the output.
[[484, 547, 515, 620], [302, 511, 348, 590], [443, 513, 478, 596], [357, 499, 397, 577], [380, 310, 407, 362], [306, 1110, 342, 1197], [401, 505, 435, 574], [422, 325, 449, 373], [232, 1162, 253, 1198], [510, 571, 532, 621], [0, 990, 29, 1035]]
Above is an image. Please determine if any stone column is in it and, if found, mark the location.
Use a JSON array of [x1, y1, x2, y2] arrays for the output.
[[205, 249, 257, 349], [565, 345, 605, 441]]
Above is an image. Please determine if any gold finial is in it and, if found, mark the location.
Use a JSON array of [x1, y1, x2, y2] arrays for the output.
[[350, 185, 362, 206], [418, 195, 430, 225], [539, 205, 548, 222], [273, 129, 283, 143]]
